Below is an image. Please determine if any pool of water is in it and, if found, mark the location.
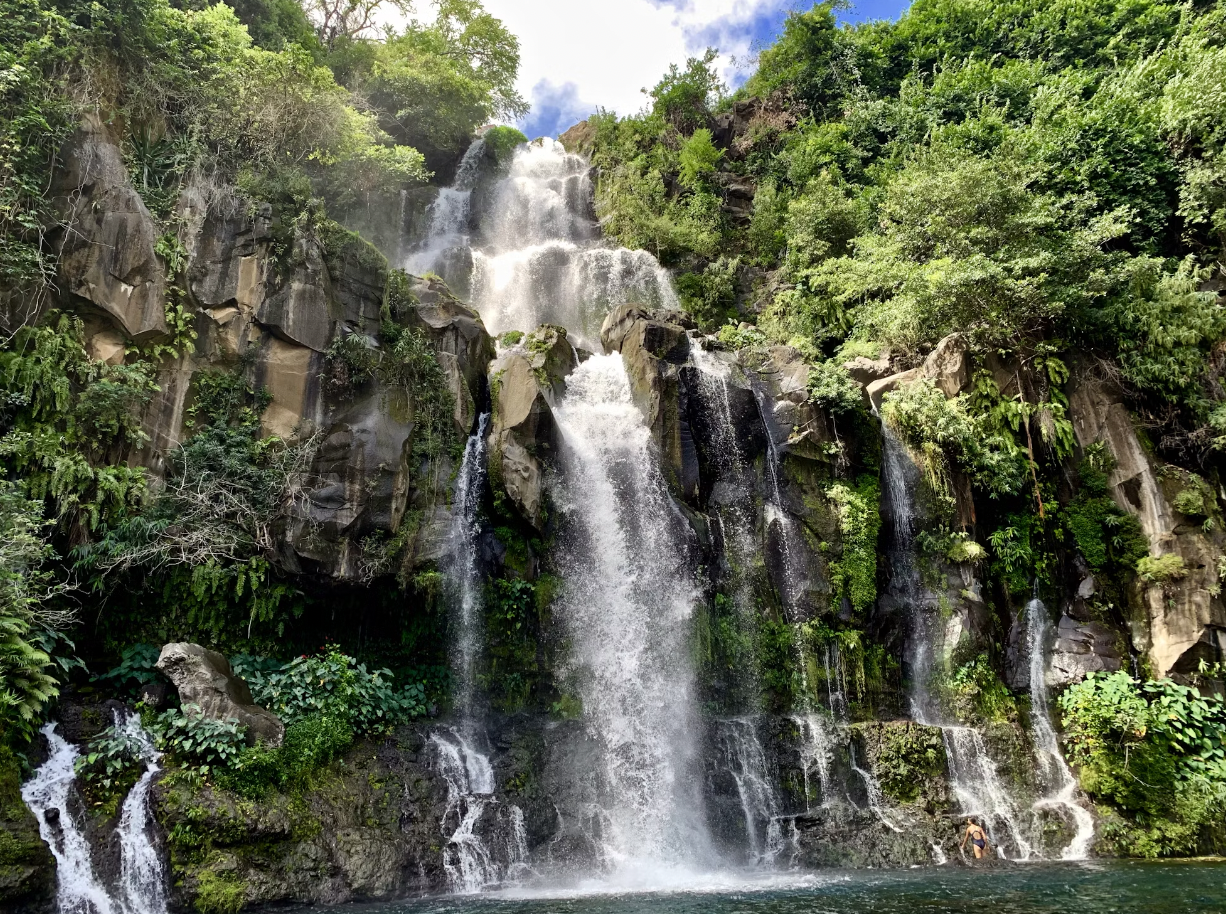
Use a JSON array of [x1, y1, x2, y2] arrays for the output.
[[291, 860, 1226, 914]]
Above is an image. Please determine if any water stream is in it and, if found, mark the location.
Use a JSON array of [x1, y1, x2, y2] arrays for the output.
[[113, 712, 167, 914], [1024, 595, 1096, 859], [878, 416, 1034, 859]]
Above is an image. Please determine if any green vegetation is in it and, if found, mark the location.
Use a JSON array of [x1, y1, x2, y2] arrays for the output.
[[1060, 671, 1226, 856]]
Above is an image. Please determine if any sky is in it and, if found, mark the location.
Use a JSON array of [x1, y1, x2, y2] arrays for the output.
[[475, 1, 913, 139]]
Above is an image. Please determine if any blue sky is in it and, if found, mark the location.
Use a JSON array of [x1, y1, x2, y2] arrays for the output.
[[477, 1, 912, 139]]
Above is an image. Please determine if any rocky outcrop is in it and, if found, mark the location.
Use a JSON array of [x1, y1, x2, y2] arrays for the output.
[[558, 120, 597, 157], [52, 115, 168, 341], [486, 327, 576, 530], [601, 305, 698, 500], [155, 730, 448, 909], [0, 748, 54, 913], [1049, 616, 1125, 687], [1068, 373, 1226, 678], [156, 643, 285, 747]]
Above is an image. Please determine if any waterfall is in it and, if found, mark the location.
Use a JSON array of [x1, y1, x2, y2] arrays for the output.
[[445, 413, 492, 720], [113, 712, 167, 914], [849, 743, 903, 833], [22, 724, 118, 914], [22, 718, 170, 914], [550, 353, 712, 875], [405, 137, 487, 287], [878, 416, 1035, 859], [431, 728, 528, 893], [1025, 596, 1095, 859], [713, 718, 779, 864], [431, 414, 532, 892]]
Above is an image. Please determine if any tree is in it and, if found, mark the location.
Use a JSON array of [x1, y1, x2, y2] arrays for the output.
[[303, 0, 412, 48], [647, 48, 723, 134]]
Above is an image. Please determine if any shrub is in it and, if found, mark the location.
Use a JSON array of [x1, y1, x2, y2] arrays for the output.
[[1137, 553, 1187, 583], [151, 706, 248, 772], [75, 721, 147, 790], [678, 128, 722, 189], [246, 646, 425, 736]]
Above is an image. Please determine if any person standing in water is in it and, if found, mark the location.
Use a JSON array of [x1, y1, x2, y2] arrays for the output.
[[960, 818, 991, 859]]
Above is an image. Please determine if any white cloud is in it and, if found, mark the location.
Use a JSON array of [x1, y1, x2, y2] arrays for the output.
[[478, 0, 794, 137]]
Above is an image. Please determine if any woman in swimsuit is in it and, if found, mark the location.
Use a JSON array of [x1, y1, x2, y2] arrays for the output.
[[960, 818, 991, 860]]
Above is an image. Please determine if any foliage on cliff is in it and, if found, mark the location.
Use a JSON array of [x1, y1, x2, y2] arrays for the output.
[[590, 0, 1226, 467]]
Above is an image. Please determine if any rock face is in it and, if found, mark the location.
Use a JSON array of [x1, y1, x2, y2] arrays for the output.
[[601, 305, 698, 500], [51, 115, 168, 341], [1049, 616, 1125, 687], [156, 643, 285, 747], [1068, 372, 1226, 678], [486, 326, 575, 530]]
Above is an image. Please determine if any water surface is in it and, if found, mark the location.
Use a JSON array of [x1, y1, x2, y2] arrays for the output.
[[294, 861, 1226, 914]]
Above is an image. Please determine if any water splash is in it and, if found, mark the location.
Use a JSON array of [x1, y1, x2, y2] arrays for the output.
[[22, 724, 118, 914], [550, 353, 712, 875], [942, 726, 1032, 859], [1024, 596, 1095, 859]]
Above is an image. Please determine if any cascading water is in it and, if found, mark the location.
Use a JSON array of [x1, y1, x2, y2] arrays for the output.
[[22, 724, 117, 914], [878, 416, 1034, 859], [23, 716, 170, 914], [405, 138, 487, 290], [712, 718, 779, 864], [445, 413, 492, 720], [412, 138, 677, 344], [1025, 595, 1095, 859], [550, 353, 712, 878], [431, 729, 529, 893], [431, 415, 531, 892], [113, 712, 167, 914]]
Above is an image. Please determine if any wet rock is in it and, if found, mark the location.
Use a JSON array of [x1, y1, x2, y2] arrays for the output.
[[487, 344, 561, 530], [156, 643, 284, 747], [921, 334, 970, 398], [0, 747, 55, 913], [601, 305, 698, 501]]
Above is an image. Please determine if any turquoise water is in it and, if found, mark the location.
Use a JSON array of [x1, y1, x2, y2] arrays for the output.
[[294, 861, 1226, 914]]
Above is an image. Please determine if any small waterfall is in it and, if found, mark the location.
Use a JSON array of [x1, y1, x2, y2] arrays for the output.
[[1025, 595, 1095, 859], [405, 137, 487, 284], [445, 413, 491, 719], [878, 414, 1035, 859], [790, 714, 834, 808], [849, 743, 902, 833], [942, 726, 1032, 859], [22, 724, 118, 914], [113, 712, 167, 914], [550, 353, 712, 875], [713, 718, 779, 864], [431, 729, 528, 893], [431, 414, 531, 893]]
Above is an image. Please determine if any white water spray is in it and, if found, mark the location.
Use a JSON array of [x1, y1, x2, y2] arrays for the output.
[[22, 724, 118, 914], [1024, 596, 1095, 859], [550, 353, 712, 876], [113, 712, 167, 914]]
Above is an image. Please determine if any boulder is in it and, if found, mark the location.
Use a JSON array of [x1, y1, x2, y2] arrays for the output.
[[600, 305, 698, 500], [866, 368, 920, 412], [920, 334, 970, 398], [842, 354, 892, 388], [156, 643, 284, 747], [52, 115, 167, 341], [487, 346, 560, 530], [257, 234, 334, 353], [522, 324, 577, 399], [1048, 616, 1124, 687], [404, 276, 496, 434]]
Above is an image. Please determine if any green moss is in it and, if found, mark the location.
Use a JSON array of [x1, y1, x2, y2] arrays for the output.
[[193, 868, 246, 914], [1137, 553, 1187, 583], [861, 722, 946, 805], [825, 477, 880, 618], [499, 331, 524, 347]]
